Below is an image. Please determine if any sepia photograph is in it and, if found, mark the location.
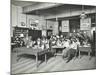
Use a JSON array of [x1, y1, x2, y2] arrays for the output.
[[11, 0, 96, 74]]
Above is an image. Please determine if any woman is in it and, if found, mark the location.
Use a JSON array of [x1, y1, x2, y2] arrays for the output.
[[37, 38, 41, 47], [56, 39, 62, 46], [62, 39, 70, 59], [66, 39, 78, 62], [26, 36, 33, 48]]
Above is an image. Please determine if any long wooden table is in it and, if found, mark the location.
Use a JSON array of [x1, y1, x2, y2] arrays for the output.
[[78, 46, 91, 58], [52, 46, 65, 56], [14, 47, 49, 68]]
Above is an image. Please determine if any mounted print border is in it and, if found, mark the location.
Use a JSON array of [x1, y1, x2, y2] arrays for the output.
[[11, 0, 96, 74]]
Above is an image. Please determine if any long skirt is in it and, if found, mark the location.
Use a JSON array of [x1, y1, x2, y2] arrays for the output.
[[62, 48, 70, 58], [66, 49, 77, 61]]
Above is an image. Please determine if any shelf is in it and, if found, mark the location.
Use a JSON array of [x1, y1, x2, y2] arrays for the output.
[[13, 27, 29, 37]]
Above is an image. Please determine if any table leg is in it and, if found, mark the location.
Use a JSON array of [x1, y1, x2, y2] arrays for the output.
[[88, 50, 91, 60], [54, 49, 57, 57], [88, 51, 90, 56], [16, 49, 19, 62], [36, 54, 38, 68], [45, 54, 47, 63], [79, 50, 81, 58]]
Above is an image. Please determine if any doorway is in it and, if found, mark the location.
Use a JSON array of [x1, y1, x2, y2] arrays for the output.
[[69, 18, 80, 33], [28, 30, 42, 41]]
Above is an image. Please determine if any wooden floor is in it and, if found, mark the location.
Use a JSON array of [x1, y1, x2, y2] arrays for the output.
[[11, 52, 96, 74]]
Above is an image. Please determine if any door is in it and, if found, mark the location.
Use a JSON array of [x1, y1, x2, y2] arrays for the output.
[[28, 30, 42, 41]]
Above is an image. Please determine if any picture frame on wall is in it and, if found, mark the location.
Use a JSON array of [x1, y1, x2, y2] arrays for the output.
[[29, 19, 39, 30]]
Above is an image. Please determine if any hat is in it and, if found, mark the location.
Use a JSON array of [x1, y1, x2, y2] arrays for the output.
[[72, 38, 77, 42]]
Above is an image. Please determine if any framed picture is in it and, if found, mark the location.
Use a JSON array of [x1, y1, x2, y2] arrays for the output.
[[11, 0, 96, 75]]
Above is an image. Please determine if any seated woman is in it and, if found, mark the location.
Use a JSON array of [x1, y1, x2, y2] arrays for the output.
[[56, 39, 62, 46], [62, 39, 70, 59], [26, 36, 34, 48], [51, 39, 56, 46], [43, 38, 50, 49], [65, 39, 78, 63], [45, 38, 50, 49], [36, 38, 42, 48], [75, 38, 80, 57], [41, 37, 47, 49]]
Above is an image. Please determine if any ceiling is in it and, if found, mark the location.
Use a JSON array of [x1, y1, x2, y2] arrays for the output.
[[25, 4, 95, 15], [11, 0, 96, 21], [11, 0, 39, 7]]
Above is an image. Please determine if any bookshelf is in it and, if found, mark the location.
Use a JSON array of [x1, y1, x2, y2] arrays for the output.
[[13, 27, 29, 37]]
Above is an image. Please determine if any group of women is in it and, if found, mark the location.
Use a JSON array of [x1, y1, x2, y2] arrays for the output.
[[12, 32, 91, 62], [49, 35, 81, 62]]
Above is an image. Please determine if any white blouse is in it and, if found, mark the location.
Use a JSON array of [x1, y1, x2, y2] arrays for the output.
[[70, 42, 77, 50]]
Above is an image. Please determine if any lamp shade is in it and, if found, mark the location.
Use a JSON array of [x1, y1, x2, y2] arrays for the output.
[[20, 34, 24, 37], [80, 12, 87, 19]]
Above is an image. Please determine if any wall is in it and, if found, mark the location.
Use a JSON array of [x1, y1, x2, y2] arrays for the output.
[[11, 4, 27, 37], [44, 6, 96, 35], [11, 4, 18, 27], [46, 20, 54, 30], [53, 21, 59, 35], [11, 4, 17, 37], [12, 4, 47, 28], [46, 20, 59, 35], [11, 4, 96, 37], [26, 15, 46, 30], [11, 4, 26, 27], [11, 4, 47, 36]]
